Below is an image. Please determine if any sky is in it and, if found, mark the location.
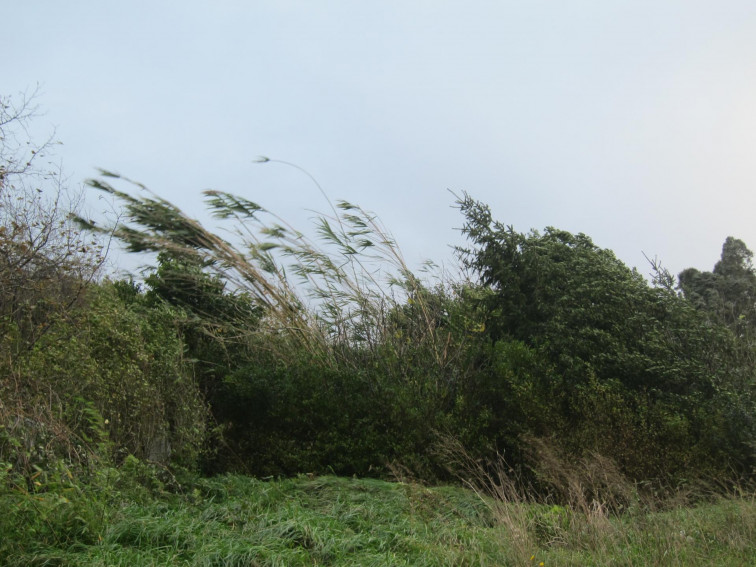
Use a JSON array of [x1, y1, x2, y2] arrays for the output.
[[4, 1, 756, 280]]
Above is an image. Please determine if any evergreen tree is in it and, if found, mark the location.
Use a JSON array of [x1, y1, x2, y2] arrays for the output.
[[679, 237, 756, 337]]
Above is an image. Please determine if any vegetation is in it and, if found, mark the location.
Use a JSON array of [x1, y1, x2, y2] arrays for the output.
[[1, 91, 755, 563], [1, 468, 754, 566]]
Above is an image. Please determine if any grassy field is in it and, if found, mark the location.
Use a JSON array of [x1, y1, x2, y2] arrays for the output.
[[2, 471, 754, 566]]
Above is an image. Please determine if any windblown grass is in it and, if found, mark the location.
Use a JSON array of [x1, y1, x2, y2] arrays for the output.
[[437, 434, 756, 566], [2, 470, 754, 566], [81, 171, 456, 370]]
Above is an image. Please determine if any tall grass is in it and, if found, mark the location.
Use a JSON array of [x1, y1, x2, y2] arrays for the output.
[[82, 171, 458, 371], [436, 433, 756, 565], [2, 463, 754, 566]]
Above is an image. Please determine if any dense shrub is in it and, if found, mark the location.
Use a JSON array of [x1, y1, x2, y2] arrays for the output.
[[454, 193, 756, 482], [212, 341, 463, 479], [1, 282, 208, 476], [74, 172, 756, 487], [144, 251, 261, 399]]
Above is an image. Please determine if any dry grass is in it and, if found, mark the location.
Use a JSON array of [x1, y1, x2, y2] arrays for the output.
[[434, 434, 756, 566]]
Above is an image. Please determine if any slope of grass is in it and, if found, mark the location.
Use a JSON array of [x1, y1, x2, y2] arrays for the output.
[[2, 472, 754, 566]]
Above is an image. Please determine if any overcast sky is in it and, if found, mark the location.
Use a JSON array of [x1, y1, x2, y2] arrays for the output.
[[5, 1, 756, 279]]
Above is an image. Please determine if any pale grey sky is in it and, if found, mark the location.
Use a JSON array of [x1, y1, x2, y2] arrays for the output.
[[5, 1, 756, 278]]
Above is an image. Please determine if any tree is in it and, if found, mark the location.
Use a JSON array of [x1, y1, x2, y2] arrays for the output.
[[454, 193, 755, 480], [0, 90, 106, 353], [455, 192, 667, 388], [679, 237, 756, 335]]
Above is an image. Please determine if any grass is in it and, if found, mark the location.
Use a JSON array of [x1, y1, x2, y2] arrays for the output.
[[2, 471, 754, 566]]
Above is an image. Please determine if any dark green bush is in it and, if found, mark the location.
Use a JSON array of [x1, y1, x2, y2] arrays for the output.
[[454, 193, 756, 483], [212, 346, 457, 478]]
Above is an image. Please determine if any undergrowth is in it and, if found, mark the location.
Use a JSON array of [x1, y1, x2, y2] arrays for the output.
[[1, 457, 754, 566]]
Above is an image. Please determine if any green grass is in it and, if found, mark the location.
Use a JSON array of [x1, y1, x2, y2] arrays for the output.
[[2, 473, 754, 566]]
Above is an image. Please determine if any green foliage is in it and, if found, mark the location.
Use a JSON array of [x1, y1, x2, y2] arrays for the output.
[[3, 100, 756, 562], [74, 282, 208, 467], [455, 193, 756, 481], [680, 236, 756, 347], [1, 281, 208, 476], [144, 251, 261, 401], [0, 91, 118, 480], [216, 355, 385, 476], [82, 174, 460, 372], [73, 174, 756, 485], [2, 471, 754, 566], [82, 172, 486, 478], [0, 455, 184, 565], [0, 459, 116, 564], [144, 251, 261, 327], [213, 342, 461, 479]]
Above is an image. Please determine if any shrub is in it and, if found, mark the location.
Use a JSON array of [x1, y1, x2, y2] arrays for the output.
[[2, 282, 208, 476]]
